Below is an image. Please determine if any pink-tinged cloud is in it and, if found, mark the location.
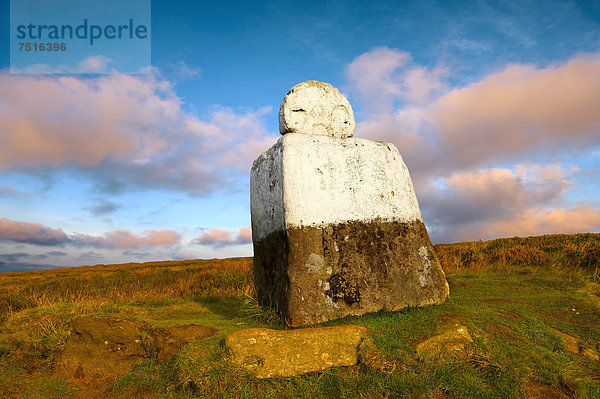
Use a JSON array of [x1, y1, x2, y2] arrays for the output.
[[237, 226, 252, 242], [15, 55, 114, 74], [345, 48, 600, 243], [442, 164, 573, 207], [0, 218, 70, 246], [479, 207, 600, 240], [168, 60, 202, 80], [193, 226, 252, 247], [419, 164, 576, 243], [0, 73, 277, 194], [346, 47, 447, 113], [0, 74, 170, 168], [189, 106, 277, 173], [350, 50, 600, 178], [72, 229, 181, 249], [432, 53, 600, 168]]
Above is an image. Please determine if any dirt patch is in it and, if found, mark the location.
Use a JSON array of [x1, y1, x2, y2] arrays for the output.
[[526, 382, 573, 399], [500, 310, 524, 320], [59, 316, 150, 398], [546, 302, 600, 330], [485, 322, 525, 344], [58, 316, 218, 397]]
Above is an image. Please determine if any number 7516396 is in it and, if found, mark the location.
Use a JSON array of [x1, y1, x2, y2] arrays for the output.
[[18, 43, 66, 51]]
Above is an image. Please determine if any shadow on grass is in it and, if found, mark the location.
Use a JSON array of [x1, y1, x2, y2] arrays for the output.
[[193, 295, 246, 320]]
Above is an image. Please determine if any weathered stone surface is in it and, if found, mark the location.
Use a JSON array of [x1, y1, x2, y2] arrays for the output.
[[254, 219, 449, 326], [251, 82, 449, 327], [279, 80, 355, 138], [251, 133, 423, 244], [225, 325, 367, 378], [416, 319, 473, 360]]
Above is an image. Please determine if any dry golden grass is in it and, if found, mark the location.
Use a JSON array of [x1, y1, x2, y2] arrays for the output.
[[0, 257, 252, 321], [435, 232, 600, 276], [1, 233, 599, 322]]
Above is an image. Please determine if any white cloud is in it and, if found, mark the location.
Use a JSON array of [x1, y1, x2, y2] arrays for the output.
[[0, 71, 278, 194], [346, 47, 447, 113]]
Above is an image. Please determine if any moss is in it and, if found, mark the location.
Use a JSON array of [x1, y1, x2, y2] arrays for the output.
[[254, 219, 449, 326]]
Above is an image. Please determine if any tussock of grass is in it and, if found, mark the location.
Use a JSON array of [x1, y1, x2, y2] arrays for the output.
[[239, 294, 285, 328], [0, 234, 599, 398]]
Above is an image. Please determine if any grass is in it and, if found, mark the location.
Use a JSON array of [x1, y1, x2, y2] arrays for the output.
[[0, 233, 599, 398]]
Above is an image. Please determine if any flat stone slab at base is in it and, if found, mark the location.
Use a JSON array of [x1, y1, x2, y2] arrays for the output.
[[225, 325, 367, 378]]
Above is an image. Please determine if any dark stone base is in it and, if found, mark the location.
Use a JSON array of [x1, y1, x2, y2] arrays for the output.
[[253, 219, 449, 326]]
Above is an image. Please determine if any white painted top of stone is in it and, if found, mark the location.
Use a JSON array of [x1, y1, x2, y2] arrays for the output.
[[250, 133, 423, 241], [250, 139, 286, 242], [279, 80, 355, 139]]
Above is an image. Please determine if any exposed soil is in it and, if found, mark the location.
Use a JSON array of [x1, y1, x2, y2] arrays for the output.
[[499, 310, 524, 320], [485, 322, 525, 344], [58, 316, 218, 398], [526, 382, 575, 399]]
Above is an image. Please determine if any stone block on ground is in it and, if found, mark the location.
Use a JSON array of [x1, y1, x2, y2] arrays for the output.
[[225, 325, 367, 378], [251, 132, 449, 326]]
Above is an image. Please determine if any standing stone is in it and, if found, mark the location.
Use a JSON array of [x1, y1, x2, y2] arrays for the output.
[[251, 81, 449, 327]]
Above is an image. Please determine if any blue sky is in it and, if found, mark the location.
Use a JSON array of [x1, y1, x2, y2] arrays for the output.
[[1, 0, 599, 272]]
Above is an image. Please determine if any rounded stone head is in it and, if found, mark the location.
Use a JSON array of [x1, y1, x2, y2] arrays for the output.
[[279, 80, 355, 138]]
